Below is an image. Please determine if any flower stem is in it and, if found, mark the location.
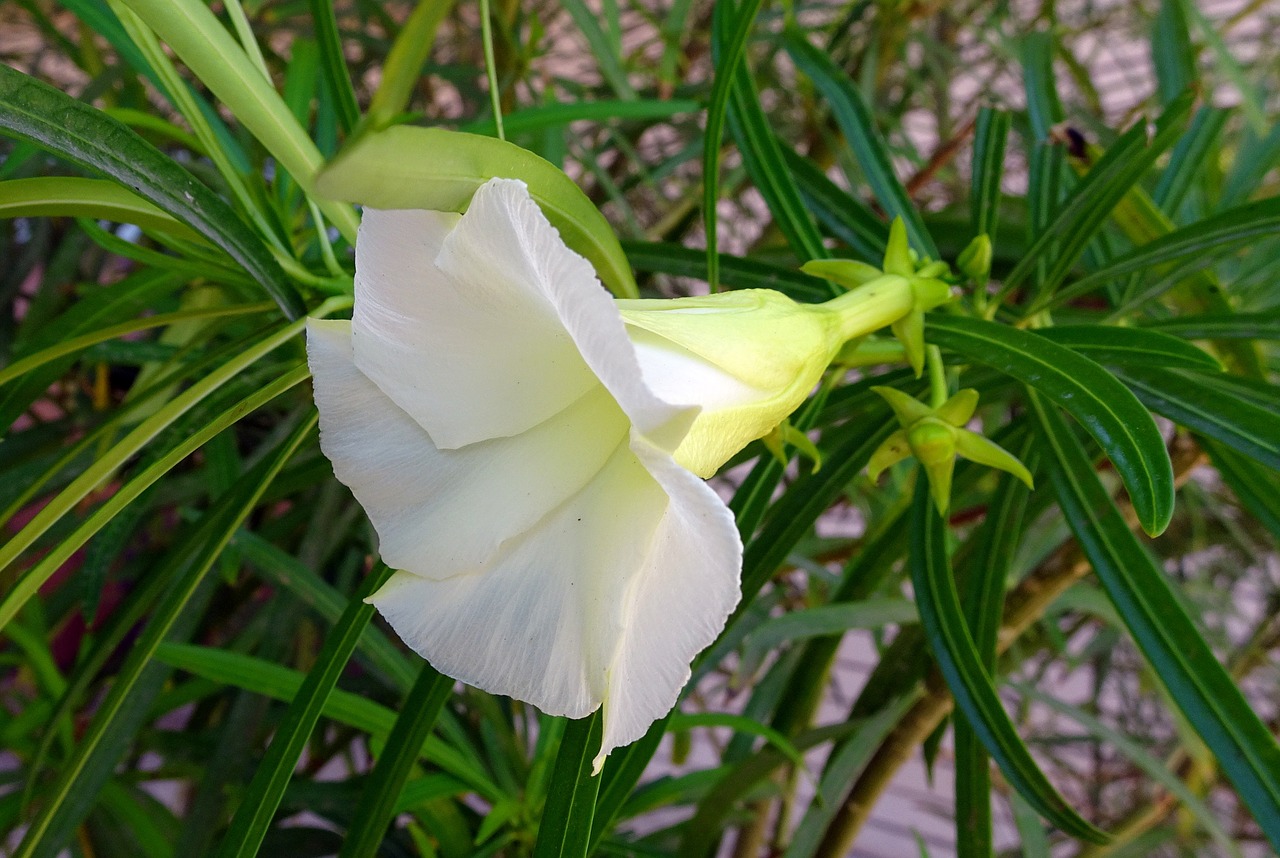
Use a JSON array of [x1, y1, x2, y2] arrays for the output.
[[480, 0, 505, 141], [824, 275, 914, 343], [926, 344, 948, 408]]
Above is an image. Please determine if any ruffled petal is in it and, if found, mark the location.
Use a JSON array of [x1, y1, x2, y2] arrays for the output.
[[438, 179, 697, 452], [595, 433, 742, 767], [365, 432, 741, 759], [307, 319, 631, 579], [351, 198, 599, 450]]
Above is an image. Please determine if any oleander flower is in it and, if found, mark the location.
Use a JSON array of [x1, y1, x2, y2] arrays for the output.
[[307, 178, 923, 767]]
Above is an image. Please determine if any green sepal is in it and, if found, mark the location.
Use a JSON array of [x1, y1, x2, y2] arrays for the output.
[[867, 428, 912, 479], [762, 420, 824, 473], [883, 217, 914, 276], [953, 431, 1035, 490], [800, 258, 884, 290]]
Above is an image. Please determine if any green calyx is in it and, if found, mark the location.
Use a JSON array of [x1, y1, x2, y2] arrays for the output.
[[868, 385, 1034, 515], [801, 218, 954, 377]]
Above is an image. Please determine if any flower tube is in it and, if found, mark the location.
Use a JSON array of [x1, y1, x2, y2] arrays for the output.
[[307, 177, 922, 767]]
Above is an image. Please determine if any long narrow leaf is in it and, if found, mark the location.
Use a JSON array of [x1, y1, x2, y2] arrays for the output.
[[703, 0, 765, 288], [339, 665, 453, 858], [533, 714, 602, 858], [215, 562, 395, 858], [909, 480, 1109, 844], [0, 64, 303, 318], [1118, 367, 1280, 469], [1003, 91, 1195, 300], [725, 59, 827, 262], [13, 415, 316, 858], [927, 315, 1175, 536], [784, 29, 936, 257], [115, 0, 359, 240], [1031, 391, 1280, 853]]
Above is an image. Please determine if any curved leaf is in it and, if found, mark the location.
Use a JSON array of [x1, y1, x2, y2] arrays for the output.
[[338, 665, 453, 858], [1118, 367, 1280, 469], [533, 714, 602, 858], [1036, 325, 1222, 371], [928, 315, 1175, 535], [1031, 392, 1280, 853], [1060, 196, 1280, 300], [1143, 312, 1280, 341], [0, 64, 304, 319], [783, 29, 936, 258], [216, 562, 393, 858], [114, 0, 359, 241], [0, 177, 199, 239], [315, 126, 640, 298], [909, 481, 1110, 845]]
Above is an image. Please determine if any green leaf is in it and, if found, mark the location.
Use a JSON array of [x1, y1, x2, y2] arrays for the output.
[[532, 714, 602, 858], [682, 706, 912, 858], [151, 644, 499, 798], [309, 0, 358, 134], [784, 29, 936, 258], [12, 415, 315, 858], [460, 98, 700, 136], [561, 0, 635, 100], [216, 563, 394, 858], [114, 0, 359, 241], [363, 0, 456, 129], [955, 452, 1034, 858], [1152, 0, 1196, 105], [0, 64, 304, 319], [668, 712, 811, 774], [1203, 438, 1280, 541], [740, 599, 917, 664], [1153, 106, 1228, 212], [1052, 196, 1280, 304], [778, 699, 917, 858], [1017, 683, 1243, 857], [1004, 91, 1195, 301], [0, 306, 332, 635], [927, 315, 1175, 536], [1117, 367, 1280, 469], [315, 125, 639, 298], [1142, 312, 1280, 341], [0, 301, 275, 387], [339, 664, 453, 858], [1021, 31, 1066, 142], [738, 418, 896, 614], [233, 531, 416, 692], [908, 480, 1109, 845], [970, 107, 1012, 240], [783, 146, 888, 263], [725, 57, 827, 263], [0, 176, 199, 239], [703, 0, 766, 289], [622, 239, 831, 302], [1034, 325, 1221, 371], [588, 716, 670, 850], [1031, 391, 1280, 853]]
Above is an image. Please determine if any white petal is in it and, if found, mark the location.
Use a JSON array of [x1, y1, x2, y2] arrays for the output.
[[596, 434, 742, 765], [351, 197, 598, 450], [435, 179, 696, 451], [627, 325, 765, 411], [307, 319, 630, 578], [365, 433, 741, 756]]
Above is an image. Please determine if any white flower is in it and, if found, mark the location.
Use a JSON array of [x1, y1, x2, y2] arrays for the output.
[[306, 178, 743, 768]]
